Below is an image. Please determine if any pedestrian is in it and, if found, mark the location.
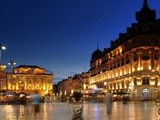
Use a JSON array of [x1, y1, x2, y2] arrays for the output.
[[31, 90, 41, 113], [106, 91, 113, 119]]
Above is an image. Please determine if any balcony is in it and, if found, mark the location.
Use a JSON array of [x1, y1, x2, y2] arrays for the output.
[[132, 70, 159, 77]]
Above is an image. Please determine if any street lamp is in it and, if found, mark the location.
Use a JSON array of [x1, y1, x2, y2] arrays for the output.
[[8, 60, 16, 91], [0, 44, 6, 65], [8, 60, 16, 73], [0, 44, 6, 91]]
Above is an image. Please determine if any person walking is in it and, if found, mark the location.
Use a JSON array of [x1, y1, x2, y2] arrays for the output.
[[106, 91, 113, 119], [31, 91, 41, 114]]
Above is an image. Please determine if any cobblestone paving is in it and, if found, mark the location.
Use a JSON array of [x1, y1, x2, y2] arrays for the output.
[[0, 101, 160, 120]]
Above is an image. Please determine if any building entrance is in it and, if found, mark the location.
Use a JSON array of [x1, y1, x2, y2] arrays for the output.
[[142, 88, 149, 100]]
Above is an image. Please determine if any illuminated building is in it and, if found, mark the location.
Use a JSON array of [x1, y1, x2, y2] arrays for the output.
[[0, 65, 7, 90], [6, 65, 54, 96], [57, 72, 90, 100], [89, 0, 160, 100]]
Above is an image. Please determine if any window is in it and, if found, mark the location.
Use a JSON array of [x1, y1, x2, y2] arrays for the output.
[[126, 59, 130, 64], [155, 56, 158, 60], [121, 61, 124, 66], [134, 57, 137, 61], [142, 55, 150, 60], [142, 78, 149, 85]]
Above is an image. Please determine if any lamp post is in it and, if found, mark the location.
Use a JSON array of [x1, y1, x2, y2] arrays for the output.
[[0, 44, 6, 91], [8, 60, 16, 91], [0, 44, 6, 65]]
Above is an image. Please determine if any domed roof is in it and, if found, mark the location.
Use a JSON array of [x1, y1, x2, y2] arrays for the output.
[[135, 0, 156, 23], [91, 48, 102, 60]]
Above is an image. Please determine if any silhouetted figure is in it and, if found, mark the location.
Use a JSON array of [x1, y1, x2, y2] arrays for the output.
[[106, 92, 113, 119], [31, 91, 41, 113], [72, 91, 83, 120]]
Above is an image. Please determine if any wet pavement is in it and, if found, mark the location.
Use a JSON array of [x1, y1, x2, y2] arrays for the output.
[[0, 101, 160, 120]]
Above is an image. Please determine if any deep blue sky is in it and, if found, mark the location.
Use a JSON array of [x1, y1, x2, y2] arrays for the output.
[[0, 0, 160, 84]]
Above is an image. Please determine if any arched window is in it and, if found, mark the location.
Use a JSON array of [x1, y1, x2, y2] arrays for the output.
[[143, 88, 149, 93]]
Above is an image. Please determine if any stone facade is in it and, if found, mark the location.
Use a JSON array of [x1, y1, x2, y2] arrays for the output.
[[0, 65, 7, 90], [5, 65, 53, 96], [89, 0, 160, 100], [56, 72, 90, 100]]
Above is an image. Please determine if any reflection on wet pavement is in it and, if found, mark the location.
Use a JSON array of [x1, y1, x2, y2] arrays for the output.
[[0, 101, 160, 120]]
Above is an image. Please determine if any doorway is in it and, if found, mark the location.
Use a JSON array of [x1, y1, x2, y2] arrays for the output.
[[142, 88, 149, 100]]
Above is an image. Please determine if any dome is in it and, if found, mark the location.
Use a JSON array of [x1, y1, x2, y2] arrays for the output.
[[91, 48, 102, 60]]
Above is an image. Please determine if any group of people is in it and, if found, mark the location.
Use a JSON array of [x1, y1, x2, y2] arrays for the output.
[[29, 91, 113, 119]]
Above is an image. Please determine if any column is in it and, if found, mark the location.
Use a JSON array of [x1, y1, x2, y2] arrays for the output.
[[137, 50, 142, 70], [130, 53, 134, 73], [158, 52, 160, 70], [150, 50, 155, 70]]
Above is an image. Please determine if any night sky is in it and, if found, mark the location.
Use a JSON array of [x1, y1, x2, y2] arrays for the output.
[[0, 0, 160, 84]]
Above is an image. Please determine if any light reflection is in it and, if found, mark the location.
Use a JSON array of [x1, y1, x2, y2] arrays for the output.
[[4, 105, 14, 120], [0, 102, 159, 120], [43, 103, 48, 120]]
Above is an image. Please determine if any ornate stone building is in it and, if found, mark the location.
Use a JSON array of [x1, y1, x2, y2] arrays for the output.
[[89, 0, 160, 100], [6, 65, 54, 96], [0, 65, 7, 90], [56, 72, 90, 99]]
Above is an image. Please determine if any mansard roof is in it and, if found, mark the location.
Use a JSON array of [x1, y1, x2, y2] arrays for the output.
[[105, 0, 160, 50], [15, 65, 44, 70], [90, 0, 160, 62], [91, 48, 102, 60]]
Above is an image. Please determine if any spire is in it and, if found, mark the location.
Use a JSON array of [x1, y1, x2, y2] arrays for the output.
[[135, 0, 156, 23], [96, 39, 100, 50], [97, 44, 99, 50], [143, 0, 148, 8]]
